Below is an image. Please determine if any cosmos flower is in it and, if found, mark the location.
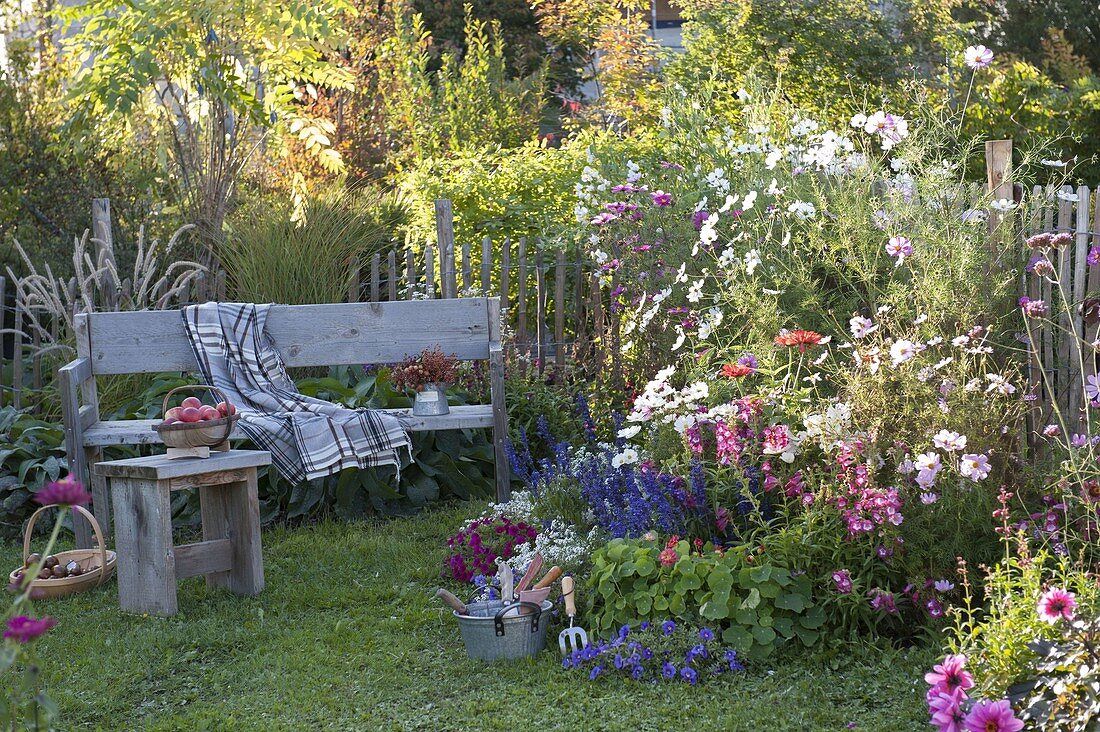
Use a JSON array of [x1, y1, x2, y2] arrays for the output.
[[963, 45, 994, 70], [1037, 587, 1076, 623]]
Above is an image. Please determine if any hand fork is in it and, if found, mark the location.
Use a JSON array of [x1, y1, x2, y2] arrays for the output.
[[558, 575, 589, 656]]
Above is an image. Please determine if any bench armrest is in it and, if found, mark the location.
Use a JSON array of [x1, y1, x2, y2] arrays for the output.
[[59, 357, 92, 384]]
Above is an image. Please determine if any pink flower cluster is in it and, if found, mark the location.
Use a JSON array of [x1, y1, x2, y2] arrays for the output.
[[925, 655, 1022, 732], [832, 440, 903, 538], [444, 515, 537, 582]]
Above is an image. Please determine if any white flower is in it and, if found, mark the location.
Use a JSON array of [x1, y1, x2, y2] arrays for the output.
[[960, 209, 987, 224], [718, 194, 739, 213], [765, 149, 783, 169], [932, 429, 967, 452], [687, 279, 705, 303], [963, 44, 994, 70], [984, 373, 1016, 396], [766, 178, 786, 196], [890, 339, 919, 367], [787, 201, 816, 219], [1057, 190, 1079, 202], [952, 335, 969, 347], [1040, 159, 1067, 168], [744, 249, 761, 276], [735, 88, 750, 102], [850, 113, 868, 129], [990, 198, 1016, 212], [913, 313, 928, 325], [592, 249, 608, 265], [849, 316, 877, 338], [617, 425, 641, 440], [742, 190, 758, 211], [610, 447, 639, 468], [671, 327, 686, 352], [915, 451, 941, 473], [896, 458, 915, 475], [791, 118, 819, 137]]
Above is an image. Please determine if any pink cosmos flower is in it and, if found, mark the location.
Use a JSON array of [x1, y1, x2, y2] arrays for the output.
[[959, 454, 990, 482], [35, 478, 92, 507], [963, 45, 994, 70], [962, 700, 1022, 732], [650, 190, 673, 207], [4, 615, 57, 643], [885, 235, 913, 263], [1037, 587, 1076, 623], [925, 655, 974, 696], [590, 212, 619, 226]]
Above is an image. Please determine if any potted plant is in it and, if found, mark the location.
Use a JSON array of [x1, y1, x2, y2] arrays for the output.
[[393, 346, 459, 415]]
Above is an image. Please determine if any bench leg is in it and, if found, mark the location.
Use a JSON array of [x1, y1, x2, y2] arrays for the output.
[[111, 477, 177, 616], [199, 470, 264, 596]]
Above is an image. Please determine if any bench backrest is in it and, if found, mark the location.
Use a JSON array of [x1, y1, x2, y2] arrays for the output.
[[75, 298, 500, 376]]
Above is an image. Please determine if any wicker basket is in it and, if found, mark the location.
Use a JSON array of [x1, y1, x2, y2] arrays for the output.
[[153, 385, 239, 449], [8, 505, 116, 599]]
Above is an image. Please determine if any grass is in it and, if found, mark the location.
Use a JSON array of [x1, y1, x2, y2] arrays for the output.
[[4, 504, 933, 731]]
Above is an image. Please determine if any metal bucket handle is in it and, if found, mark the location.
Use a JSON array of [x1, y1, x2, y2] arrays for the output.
[[493, 601, 542, 636]]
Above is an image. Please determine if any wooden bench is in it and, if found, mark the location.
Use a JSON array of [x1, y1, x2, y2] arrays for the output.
[[59, 298, 509, 548]]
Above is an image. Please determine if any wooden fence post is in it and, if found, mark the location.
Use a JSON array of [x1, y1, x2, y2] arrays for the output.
[[985, 140, 1013, 256], [92, 198, 117, 310], [434, 199, 457, 298]]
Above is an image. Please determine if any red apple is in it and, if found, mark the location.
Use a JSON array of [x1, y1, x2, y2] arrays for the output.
[[179, 407, 202, 423], [181, 396, 202, 410], [216, 401, 236, 416], [162, 417, 179, 425], [164, 406, 182, 421], [199, 405, 220, 421]]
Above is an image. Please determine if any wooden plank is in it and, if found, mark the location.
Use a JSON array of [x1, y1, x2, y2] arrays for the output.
[[200, 472, 264, 595], [174, 538, 233, 579], [573, 257, 585, 361], [0, 274, 5, 407], [1085, 186, 1100, 395], [82, 405, 497, 447], [95, 449, 271, 481], [985, 140, 1012, 256], [435, 199, 456, 299], [1056, 186, 1074, 420], [481, 236, 492, 295], [1068, 185, 1091, 427], [487, 298, 509, 501], [83, 299, 498, 374], [517, 237, 528, 351], [554, 249, 566, 368], [216, 269, 227, 301], [461, 240, 471, 293], [406, 248, 415, 299], [388, 250, 398, 301], [169, 469, 252, 491], [535, 249, 547, 370], [500, 238, 511, 313], [348, 256, 360, 303], [58, 358, 92, 548], [425, 244, 436, 300], [111, 476, 176, 616], [370, 253, 381, 302]]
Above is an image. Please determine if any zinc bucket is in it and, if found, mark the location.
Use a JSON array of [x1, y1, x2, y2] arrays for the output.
[[454, 599, 553, 661]]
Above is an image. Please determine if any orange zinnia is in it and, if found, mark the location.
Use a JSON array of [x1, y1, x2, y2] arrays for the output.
[[774, 329, 824, 352], [720, 362, 754, 378]]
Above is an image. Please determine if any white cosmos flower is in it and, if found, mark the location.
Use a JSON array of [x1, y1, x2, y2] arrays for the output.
[[890, 339, 919, 367], [744, 249, 761, 276], [617, 425, 641, 440], [787, 201, 816, 219], [1040, 159, 1067, 168], [766, 178, 786, 196], [742, 190, 758, 211], [611, 448, 639, 468], [1057, 190, 1079, 202], [671, 327, 686, 352], [687, 280, 705, 303], [932, 429, 967, 452], [984, 373, 1016, 395], [849, 316, 877, 338], [718, 194, 739, 213], [850, 113, 868, 129], [765, 150, 783, 169], [963, 44, 993, 70], [990, 198, 1016, 212]]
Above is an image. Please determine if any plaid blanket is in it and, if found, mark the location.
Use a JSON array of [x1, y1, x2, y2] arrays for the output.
[[180, 302, 411, 484]]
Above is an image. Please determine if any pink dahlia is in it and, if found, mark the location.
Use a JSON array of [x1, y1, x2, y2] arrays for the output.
[[925, 655, 974, 696], [962, 700, 1022, 732], [929, 687, 967, 732], [34, 478, 91, 507], [659, 548, 679, 567], [4, 615, 57, 643], [1037, 587, 1076, 623]]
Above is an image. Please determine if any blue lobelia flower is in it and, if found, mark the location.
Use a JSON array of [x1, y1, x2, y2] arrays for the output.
[[661, 620, 676, 635], [662, 662, 677, 679], [699, 627, 715, 642]]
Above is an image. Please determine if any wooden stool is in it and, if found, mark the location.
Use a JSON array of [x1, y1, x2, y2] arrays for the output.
[[94, 450, 270, 616]]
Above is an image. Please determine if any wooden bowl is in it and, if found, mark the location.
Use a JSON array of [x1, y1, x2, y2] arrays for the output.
[[152, 385, 239, 449], [9, 505, 116, 599]]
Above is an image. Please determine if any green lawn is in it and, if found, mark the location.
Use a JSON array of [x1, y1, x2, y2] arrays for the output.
[[4, 505, 932, 731]]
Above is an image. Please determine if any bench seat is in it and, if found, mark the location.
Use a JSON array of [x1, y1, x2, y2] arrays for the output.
[[82, 406, 496, 446]]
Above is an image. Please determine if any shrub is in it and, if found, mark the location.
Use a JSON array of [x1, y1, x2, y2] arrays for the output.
[[588, 537, 824, 660], [0, 408, 67, 539]]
